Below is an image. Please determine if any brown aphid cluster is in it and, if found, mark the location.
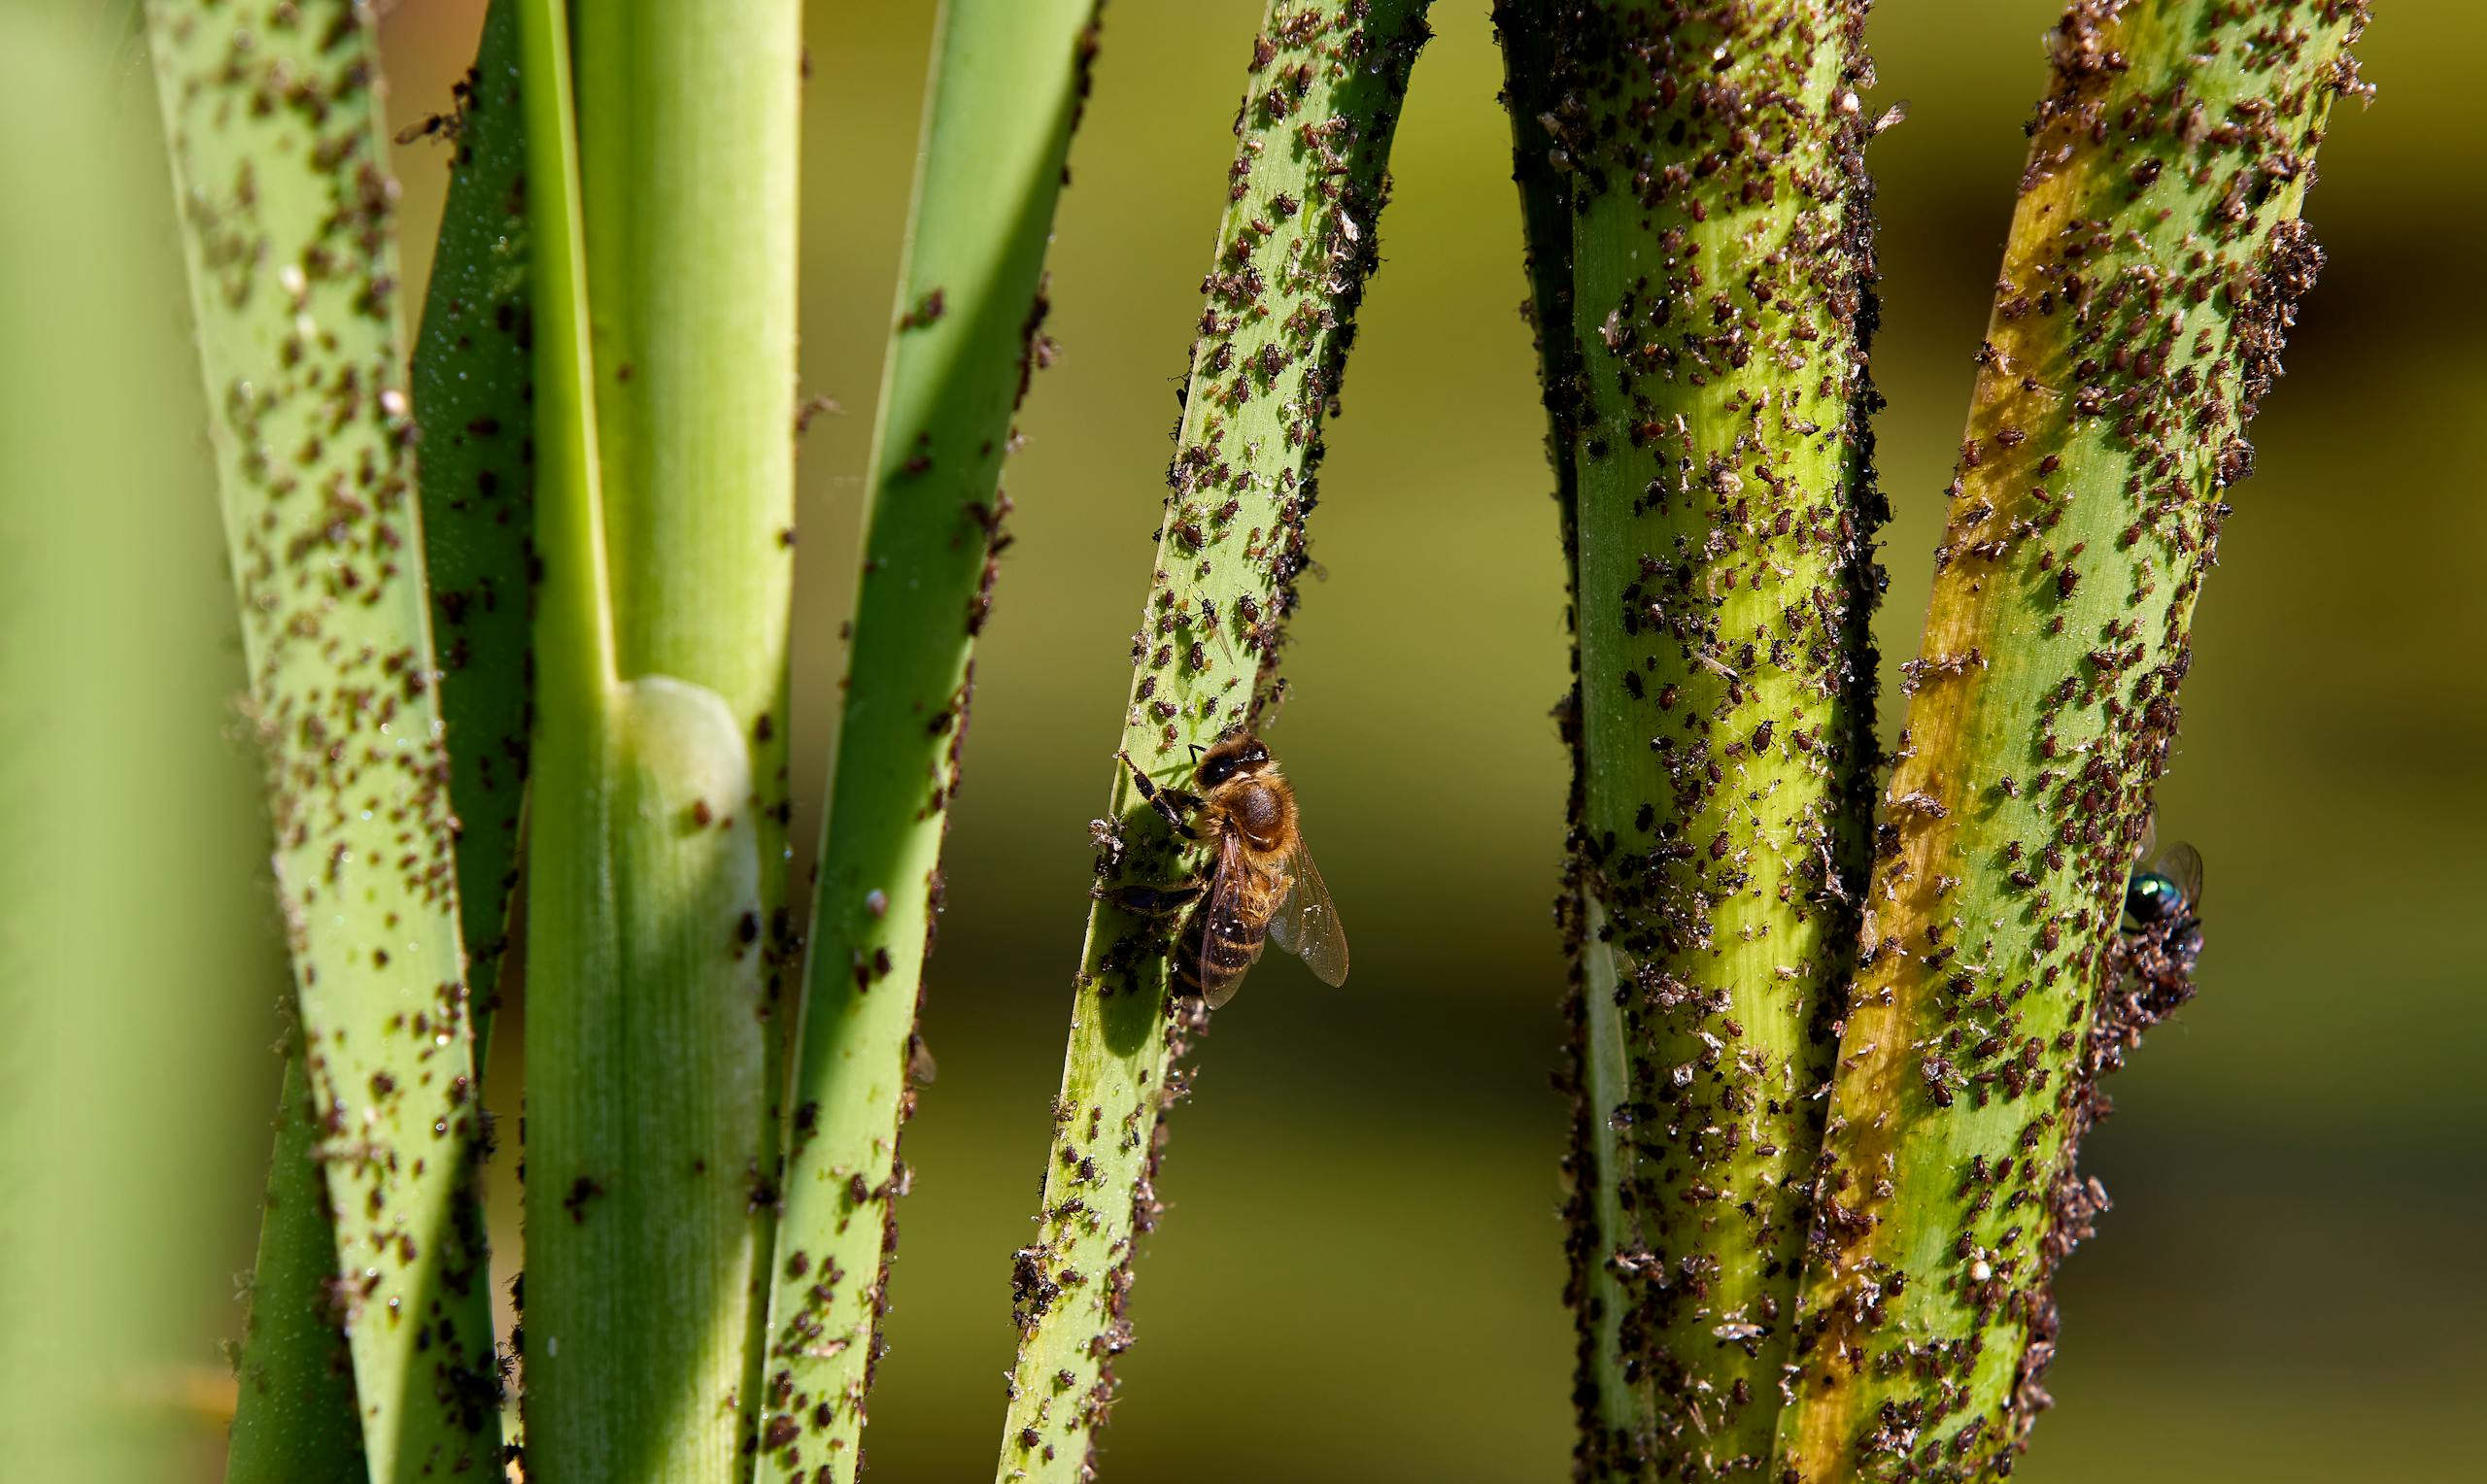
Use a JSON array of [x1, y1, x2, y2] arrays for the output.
[[149, 0, 499, 1467], [1774, 4, 2368, 1479], [998, 5, 1433, 1479], [1516, 2, 1888, 1476]]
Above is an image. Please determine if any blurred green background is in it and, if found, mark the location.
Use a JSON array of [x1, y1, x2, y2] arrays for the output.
[[7, 1, 2477, 1478]]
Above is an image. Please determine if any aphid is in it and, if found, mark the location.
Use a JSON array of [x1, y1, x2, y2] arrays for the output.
[[1108, 732, 1347, 1008]]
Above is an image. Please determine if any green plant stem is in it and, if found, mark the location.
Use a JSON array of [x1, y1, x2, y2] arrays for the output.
[[413, 0, 534, 1061], [144, 3, 500, 1476], [1771, 5, 2368, 1478], [1532, 4, 1884, 1475], [517, 0, 801, 1477], [756, 3, 1101, 1477], [576, 10, 804, 1345], [991, 6, 1431, 1480], [571, 2, 802, 804]]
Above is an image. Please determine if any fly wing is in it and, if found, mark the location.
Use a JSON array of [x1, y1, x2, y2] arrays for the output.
[[1196, 831, 1263, 1010], [1267, 834, 1348, 987], [2157, 841, 2205, 911]]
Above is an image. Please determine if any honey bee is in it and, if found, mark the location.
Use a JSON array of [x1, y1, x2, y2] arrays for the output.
[[1109, 732, 1347, 1008]]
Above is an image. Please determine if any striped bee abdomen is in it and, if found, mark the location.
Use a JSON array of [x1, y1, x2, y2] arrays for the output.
[[1175, 861, 1285, 1008]]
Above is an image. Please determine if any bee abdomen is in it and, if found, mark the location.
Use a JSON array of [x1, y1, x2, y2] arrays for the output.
[[1174, 902, 1268, 996]]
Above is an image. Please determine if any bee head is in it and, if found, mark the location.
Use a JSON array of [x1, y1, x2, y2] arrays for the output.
[[1196, 733, 1269, 788]]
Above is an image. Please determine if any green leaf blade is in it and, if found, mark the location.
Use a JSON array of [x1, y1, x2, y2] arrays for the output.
[[413, 0, 536, 1061], [1772, 5, 2371, 1477], [992, 6, 1435, 1480], [756, 1, 1102, 1476], [143, 2, 502, 1475]]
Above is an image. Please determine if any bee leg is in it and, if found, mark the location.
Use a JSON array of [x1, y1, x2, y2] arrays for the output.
[[1097, 878, 1205, 919], [1115, 749, 1203, 838]]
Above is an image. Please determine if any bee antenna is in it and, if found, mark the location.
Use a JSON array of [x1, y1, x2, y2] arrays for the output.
[[1185, 742, 1204, 762]]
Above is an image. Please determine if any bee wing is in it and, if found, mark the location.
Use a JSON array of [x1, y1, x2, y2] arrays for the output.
[[1268, 834, 1348, 988], [2156, 841, 2205, 911], [1197, 830, 1263, 1010]]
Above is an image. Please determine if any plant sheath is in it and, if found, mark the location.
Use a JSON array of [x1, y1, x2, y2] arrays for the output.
[[1523, 4, 1885, 1476], [515, 0, 801, 1478], [1772, 4, 2368, 1477], [992, 5, 1432, 1480], [145, 1, 500, 1475], [756, 2, 1100, 1476]]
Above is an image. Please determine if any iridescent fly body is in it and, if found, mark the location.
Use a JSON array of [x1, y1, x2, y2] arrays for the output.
[[1113, 733, 1347, 1008], [2113, 826, 2204, 1018]]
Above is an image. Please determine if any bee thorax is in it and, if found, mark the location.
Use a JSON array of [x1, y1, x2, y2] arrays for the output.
[[1227, 781, 1289, 849]]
